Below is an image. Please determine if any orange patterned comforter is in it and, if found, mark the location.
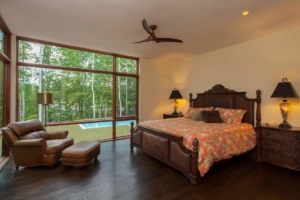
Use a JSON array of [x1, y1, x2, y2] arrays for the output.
[[139, 117, 256, 176]]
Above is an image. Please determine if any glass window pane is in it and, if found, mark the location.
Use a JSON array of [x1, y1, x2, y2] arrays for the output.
[[116, 76, 137, 117], [0, 134, 2, 158], [116, 120, 136, 137], [116, 57, 137, 74], [0, 61, 3, 158], [19, 66, 113, 123], [0, 61, 3, 129], [47, 122, 112, 142], [0, 30, 4, 53], [18, 40, 113, 71]]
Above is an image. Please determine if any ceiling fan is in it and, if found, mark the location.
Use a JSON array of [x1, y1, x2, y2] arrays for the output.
[[133, 19, 183, 44]]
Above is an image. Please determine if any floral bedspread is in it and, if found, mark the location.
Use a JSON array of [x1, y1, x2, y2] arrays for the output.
[[138, 117, 256, 176]]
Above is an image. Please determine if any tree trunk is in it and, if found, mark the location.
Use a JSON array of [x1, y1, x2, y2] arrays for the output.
[[125, 61, 128, 116], [118, 63, 122, 116], [92, 53, 96, 118]]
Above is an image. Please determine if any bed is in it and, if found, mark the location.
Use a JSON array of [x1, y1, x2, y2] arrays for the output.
[[130, 84, 261, 185]]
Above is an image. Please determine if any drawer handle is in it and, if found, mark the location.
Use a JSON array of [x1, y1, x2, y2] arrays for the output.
[[297, 160, 300, 164], [264, 132, 270, 136], [296, 148, 300, 153], [297, 136, 300, 140], [264, 153, 269, 157], [265, 142, 269, 147]]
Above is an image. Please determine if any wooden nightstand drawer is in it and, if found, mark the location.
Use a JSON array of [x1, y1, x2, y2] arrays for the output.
[[261, 128, 300, 143], [261, 149, 300, 170], [261, 149, 285, 164], [262, 139, 300, 154]]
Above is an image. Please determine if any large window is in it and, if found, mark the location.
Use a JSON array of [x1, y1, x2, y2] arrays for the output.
[[18, 38, 139, 141], [0, 14, 11, 168], [0, 61, 3, 157], [0, 61, 3, 128], [19, 66, 113, 122]]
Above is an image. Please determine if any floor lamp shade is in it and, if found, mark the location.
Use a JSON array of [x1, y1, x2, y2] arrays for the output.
[[37, 93, 53, 126], [169, 89, 183, 115], [37, 93, 53, 105], [271, 78, 299, 128]]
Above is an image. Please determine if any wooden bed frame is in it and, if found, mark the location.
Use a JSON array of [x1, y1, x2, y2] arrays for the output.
[[130, 84, 261, 185]]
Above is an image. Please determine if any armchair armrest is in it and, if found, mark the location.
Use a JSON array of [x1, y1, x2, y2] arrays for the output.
[[13, 139, 47, 149], [46, 130, 68, 139]]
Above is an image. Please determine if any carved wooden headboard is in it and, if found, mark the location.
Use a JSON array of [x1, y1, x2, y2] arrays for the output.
[[189, 84, 261, 127]]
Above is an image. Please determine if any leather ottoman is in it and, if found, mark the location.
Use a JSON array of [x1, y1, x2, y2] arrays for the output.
[[62, 141, 100, 168]]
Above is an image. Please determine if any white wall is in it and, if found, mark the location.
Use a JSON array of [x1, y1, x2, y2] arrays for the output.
[[164, 25, 300, 126], [139, 58, 174, 122]]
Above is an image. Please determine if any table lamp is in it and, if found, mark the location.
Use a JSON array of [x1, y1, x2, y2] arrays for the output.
[[169, 88, 183, 115], [271, 78, 298, 128]]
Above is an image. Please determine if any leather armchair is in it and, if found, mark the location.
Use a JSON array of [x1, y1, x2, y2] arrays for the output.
[[1, 119, 74, 169]]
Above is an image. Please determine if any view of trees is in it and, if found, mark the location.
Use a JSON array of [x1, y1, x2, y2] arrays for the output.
[[0, 30, 4, 53], [0, 61, 3, 128], [18, 40, 137, 123]]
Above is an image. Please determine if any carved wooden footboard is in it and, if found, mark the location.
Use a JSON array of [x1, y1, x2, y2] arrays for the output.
[[130, 84, 261, 185], [130, 123, 200, 184]]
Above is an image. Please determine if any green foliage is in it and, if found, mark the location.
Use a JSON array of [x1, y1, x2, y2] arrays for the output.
[[0, 61, 3, 128], [116, 57, 136, 73], [0, 30, 4, 53], [18, 40, 137, 123]]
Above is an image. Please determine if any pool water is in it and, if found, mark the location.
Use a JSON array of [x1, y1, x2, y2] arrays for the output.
[[79, 120, 136, 129]]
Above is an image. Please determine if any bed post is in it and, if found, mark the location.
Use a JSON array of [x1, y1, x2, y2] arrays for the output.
[[191, 138, 199, 185], [189, 93, 193, 107], [130, 122, 134, 150], [256, 90, 261, 127]]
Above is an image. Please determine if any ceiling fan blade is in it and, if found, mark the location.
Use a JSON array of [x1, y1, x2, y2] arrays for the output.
[[132, 38, 149, 43], [157, 38, 183, 43], [142, 19, 153, 36]]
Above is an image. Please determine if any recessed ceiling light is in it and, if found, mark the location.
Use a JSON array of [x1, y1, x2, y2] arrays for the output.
[[242, 11, 250, 16]]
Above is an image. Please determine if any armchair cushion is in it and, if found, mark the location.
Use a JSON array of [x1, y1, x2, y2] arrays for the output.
[[47, 131, 68, 139], [8, 120, 46, 137], [13, 139, 47, 149], [19, 131, 50, 140], [45, 138, 74, 154]]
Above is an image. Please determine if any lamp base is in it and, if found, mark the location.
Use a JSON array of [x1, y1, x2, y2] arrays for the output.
[[172, 112, 179, 116], [279, 122, 292, 129]]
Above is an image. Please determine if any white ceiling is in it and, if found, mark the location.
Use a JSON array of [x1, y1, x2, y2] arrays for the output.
[[1, 0, 300, 61]]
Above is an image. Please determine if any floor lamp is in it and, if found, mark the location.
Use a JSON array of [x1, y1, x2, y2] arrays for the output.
[[37, 93, 53, 126]]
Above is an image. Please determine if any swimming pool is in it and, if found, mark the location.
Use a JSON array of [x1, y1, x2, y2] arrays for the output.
[[79, 120, 136, 129]]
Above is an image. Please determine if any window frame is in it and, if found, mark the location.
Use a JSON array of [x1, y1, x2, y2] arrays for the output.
[[0, 14, 12, 170], [16, 36, 139, 140]]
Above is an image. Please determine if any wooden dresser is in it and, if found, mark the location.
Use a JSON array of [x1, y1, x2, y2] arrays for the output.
[[257, 125, 300, 171]]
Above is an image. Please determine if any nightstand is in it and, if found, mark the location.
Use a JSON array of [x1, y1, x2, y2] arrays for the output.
[[257, 125, 300, 171], [163, 114, 183, 119]]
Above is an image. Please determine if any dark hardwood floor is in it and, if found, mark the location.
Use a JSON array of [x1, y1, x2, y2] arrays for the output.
[[1, 139, 300, 200]]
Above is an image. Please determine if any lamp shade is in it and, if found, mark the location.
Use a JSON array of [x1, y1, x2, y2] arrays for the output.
[[169, 89, 183, 99], [271, 78, 299, 98], [37, 93, 53, 105]]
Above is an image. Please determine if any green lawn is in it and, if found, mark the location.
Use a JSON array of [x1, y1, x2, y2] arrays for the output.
[[46, 124, 131, 143], [0, 134, 2, 158]]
